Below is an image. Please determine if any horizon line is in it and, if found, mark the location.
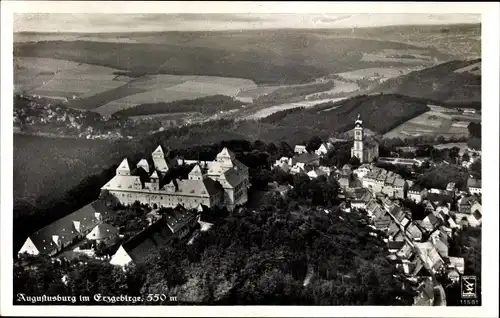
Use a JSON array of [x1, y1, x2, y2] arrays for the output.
[[13, 22, 481, 35]]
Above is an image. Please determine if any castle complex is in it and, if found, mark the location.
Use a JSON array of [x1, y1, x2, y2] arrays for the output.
[[101, 146, 250, 211], [351, 114, 379, 163]]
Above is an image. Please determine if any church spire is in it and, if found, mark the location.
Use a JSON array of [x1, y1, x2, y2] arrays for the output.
[[355, 113, 363, 127]]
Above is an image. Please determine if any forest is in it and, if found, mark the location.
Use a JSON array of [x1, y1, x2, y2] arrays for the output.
[[113, 95, 247, 117], [372, 59, 481, 106]]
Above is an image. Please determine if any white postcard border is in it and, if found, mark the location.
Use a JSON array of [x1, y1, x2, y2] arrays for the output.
[[1, 2, 498, 317]]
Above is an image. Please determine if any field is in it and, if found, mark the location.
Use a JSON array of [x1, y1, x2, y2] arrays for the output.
[[454, 61, 481, 76], [14, 57, 129, 99], [334, 67, 422, 81], [16, 29, 477, 120], [244, 97, 347, 120], [434, 142, 470, 156], [15, 57, 258, 117], [361, 49, 436, 65], [383, 104, 479, 139]]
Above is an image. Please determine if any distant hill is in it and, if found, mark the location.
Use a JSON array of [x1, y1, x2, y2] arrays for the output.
[[230, 94, 431, 144], [370, 59, 481, 108], [14, 31, 450, 85]]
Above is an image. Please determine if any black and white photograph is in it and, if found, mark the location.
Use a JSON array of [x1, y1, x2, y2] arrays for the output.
[[1, 2, 498, 317]]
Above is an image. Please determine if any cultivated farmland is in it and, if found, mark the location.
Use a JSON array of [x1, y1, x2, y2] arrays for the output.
[[383, 104, 477, 139], [93, 75, 256, 117], [14, 57, 129, 99]]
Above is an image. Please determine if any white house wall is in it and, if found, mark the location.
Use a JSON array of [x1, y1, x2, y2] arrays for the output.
[[110, 245, 134, 267], [18, 237, 39, 256]]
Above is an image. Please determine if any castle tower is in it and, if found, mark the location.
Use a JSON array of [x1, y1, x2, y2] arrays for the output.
[[150, 171, 159, 191], [351, 114, 364, 162], [152, 145, 169, 174], [188, 164, 204, 181], [216, 147, 236, 172]]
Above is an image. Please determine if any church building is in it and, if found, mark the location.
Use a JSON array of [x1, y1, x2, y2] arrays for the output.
[[351, 114, 379, 163]]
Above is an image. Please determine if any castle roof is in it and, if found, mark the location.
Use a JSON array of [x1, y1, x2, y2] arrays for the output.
[[150, 171, 159, 179], [216, 147, 236, 161], [117, 158, 130, 172], [153, 145, 165, 156], [102, 175, 142, 191], [188, 164, 204, 177], [23, 200, 112, 255], [136, 159, 150, 173], [153, 157, 169, 173], [164, 209, 198, 234], [120, 221, 175, 264]]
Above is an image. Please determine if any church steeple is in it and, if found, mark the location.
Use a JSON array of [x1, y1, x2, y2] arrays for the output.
[[352, 114, 364, 162], [355, 113, 363, 128]]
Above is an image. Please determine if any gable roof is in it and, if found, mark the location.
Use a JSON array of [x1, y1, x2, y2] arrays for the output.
[[409, 183, 425, 192], [121, 221, 174, 264], [387, 240, 405, 250], [150, 171, 159, 179], [393, 178, 406, 188], [393, 207, 406, 222], [406, 223, 423, 240], [102, 175, 142, 191], [388, 221, 400, 237], [294, 152, 319, 164], [373, 206, 386, 220], [25, 200, 112, 255], [414, 242, 444, 272], [374, 214, 391, 230], [136, 159, 150, 173], [164, 209, 198, 233], [426, 192, 454, 204], [153, 145, 165, 156], [216, 147, 236, 161], [86, 223, 119, 240], [117, 158, 130, 172], [153, 157, 169, 172], [396, 242, 414, 260]]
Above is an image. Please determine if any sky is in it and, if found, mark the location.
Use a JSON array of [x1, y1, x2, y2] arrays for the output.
[[14, 13, 481, 33]]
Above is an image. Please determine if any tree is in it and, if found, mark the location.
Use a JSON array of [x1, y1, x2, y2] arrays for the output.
[[306, 136, 323, 153], [348, 156, 361, 168], [467, 137, 481, 151], [462, 152, 470, 163], [470, 160, 481, 176]]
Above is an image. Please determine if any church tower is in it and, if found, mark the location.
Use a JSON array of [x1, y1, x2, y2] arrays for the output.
[[351, 114, 364, 162]]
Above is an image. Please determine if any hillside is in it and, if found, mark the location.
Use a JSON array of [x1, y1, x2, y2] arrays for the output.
[[231, 94, 431, 143], [113, 95, 247, 117], [370, 59, 481, 107], [14, 32, 449, 85]]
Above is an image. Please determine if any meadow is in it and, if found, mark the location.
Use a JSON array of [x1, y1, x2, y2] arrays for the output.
[[382, 105, 478, 139], [14, 57, 129, 98]]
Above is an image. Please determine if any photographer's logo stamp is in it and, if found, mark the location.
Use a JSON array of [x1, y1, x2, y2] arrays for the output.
[[461, 275, 477, 299]]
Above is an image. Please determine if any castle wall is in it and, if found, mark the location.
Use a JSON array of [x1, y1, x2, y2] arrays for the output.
[[108, 190, 216, 210]]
